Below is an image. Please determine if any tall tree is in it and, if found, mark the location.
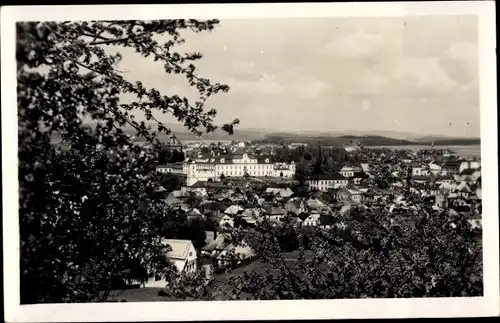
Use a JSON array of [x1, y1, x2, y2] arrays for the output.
[[18, 20, 238, 303]]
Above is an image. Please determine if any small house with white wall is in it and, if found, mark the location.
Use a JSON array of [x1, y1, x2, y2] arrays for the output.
[[142, 239, 198, 288]]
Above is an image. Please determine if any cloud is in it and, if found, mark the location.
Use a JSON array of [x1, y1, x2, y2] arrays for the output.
[[389, 57, 459, 95], [112, 17, 479, 137], [320, 32, 385, 59], [295, 80, 329, 99]]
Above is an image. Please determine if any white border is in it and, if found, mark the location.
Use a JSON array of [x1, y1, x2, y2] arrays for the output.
[[2, 2, 498, 321]]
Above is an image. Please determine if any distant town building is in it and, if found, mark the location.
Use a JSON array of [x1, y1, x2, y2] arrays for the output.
[[441, 160, 462, 175], [156, 162, 184, 174], [184, 153, 295, 186], [306, 174, 348, 191], [340, 165, 363, 178], [411, 163, 431, 177]]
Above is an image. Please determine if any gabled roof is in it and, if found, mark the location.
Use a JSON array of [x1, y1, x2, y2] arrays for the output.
[[279, 188, 294, 197], [460, 168, 476, 176], [442, 160, 462, 167], [187, 208, 202, 217], [224, 205, 244, 215], [457, 181, 472, 192], [304, 213, 321, 222], [307, 198, 325, 208], [161, 239, 194, 260], [266, 206, 285, 215], [298, 212, 310, 221], [201, 233, 229, 252]]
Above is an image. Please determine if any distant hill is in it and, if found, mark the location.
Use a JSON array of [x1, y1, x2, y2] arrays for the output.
[[259, 134, 414, 146], [77, 121, 480, 146]]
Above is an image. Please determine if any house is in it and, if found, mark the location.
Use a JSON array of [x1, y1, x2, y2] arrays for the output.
[[435, 175, 454, 185], [428, 161, 443, 175], [306, 197, 325, 210], [348, 189, 364, 204], [360, 163, 371, 172], [306, 173, 348, 191], [156, 162, 185, 175], [265, 206, 286, 223], [335, 188, 352, 203], [219, 214, 235, 228], [240, 208, 261, 225], [467, 218, 482, 231], [273, 162, 296, 178], [350, 173, 365, 185], [340, 165, 363, 178], [285, 198, 309, 215], [224, 205, 244, 215], [456, 181, 472, 199], [142, 239, 197, 288], [441, 160, 462, 175], [278, 187, 294, 198], [303, 212, 321, 226], [202, 201, 227, 214], [454, 168, 481, 184], [411, 164, 430, 176], [459, 160, 481, 174], [181, 182, 208, 196], [201, 232, 230, 257], [186, 208, 205, 221], [216, 241, 256, 268], [318, 213, 334, 229], [165, 190, 187, 206], [204, 231, 216, 245], [265, 187, 294, 198]]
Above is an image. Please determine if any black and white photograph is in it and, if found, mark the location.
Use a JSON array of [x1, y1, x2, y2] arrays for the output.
[[2, 2, 498, 321]]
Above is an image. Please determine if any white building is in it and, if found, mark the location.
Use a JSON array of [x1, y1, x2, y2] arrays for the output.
[[306, 174, 348, 191], [428, 161, 443, 175], [459, 160, 481, 174], [272, 162, 296, 178], [303, 213, 321, 226], [219, 214, 235, 229], [142, 239, 197, 288], [184, 153, 295, 186], [340, 165, 363, 178], [412, 164, 431, 177], [156, 162, 184, 174]]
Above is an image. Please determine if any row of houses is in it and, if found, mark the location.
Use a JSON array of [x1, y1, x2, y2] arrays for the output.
[[146, 146, 482, 290]]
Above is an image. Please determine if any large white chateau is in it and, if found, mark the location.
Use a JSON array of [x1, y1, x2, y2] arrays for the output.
[[180, 152, 296, 186]]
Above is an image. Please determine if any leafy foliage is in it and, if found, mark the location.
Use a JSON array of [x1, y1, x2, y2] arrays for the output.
[[226, 193, 482, 299], [18, 20, 236, 303]]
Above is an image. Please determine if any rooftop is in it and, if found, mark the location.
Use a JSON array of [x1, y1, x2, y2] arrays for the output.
[[161, 239, 194, 260], [307, 173, 347, 181]]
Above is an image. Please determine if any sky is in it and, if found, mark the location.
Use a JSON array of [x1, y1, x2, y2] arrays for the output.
[[116, 16, 479, 138]]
